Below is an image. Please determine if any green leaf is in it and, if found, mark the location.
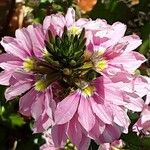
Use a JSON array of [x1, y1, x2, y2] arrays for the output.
[[141, 137, 150, 148], [9, 114, 25, 127], [139, 39, 150, 55]]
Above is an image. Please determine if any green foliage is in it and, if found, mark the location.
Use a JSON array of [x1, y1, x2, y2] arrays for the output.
[[9, 114, 25, 127]]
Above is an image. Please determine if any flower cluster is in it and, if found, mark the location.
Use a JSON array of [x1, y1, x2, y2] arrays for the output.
[[0, 8, 150, 150]]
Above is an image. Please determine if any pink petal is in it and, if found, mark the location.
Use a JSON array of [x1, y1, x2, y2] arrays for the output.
[[42, 116, 54, 131], [27, 25, 45, 57], [88, 118, 105, 140], [5, 81, 33, 100], [43, 14, 65, 36], [67, 115, 82, 147], [99, 124, 122, 143], [0, 70, 13, 85], [145, 93, 150, 105], [31, 93, 44, 120], [102, 22, 126, 47], [123, 92, 144, 112], [104, 43, 127, 60], [40, 144, 56, 150], [12, 71, 34, 82], [78, 134, 90, 150], [65, 8, 75, 27], [90, 98, 112, 124], [33, 114, 50, 133], [109, 51, 146, 73], [112, 105, 130, 133], [78, 95, 95, 132], [15, 28, 33, 56], [19, 88, 37, 116], [98, 143, 110, 150], [1, 37, 28, 60], [133, 75, 150, 97], [55, 92, 80, 124], [120, 35, 142, 52], [0, 61, 22, 70], [51, 124, 67, 148], [44, 87, 56, 117], [75, 18, 89, 27], [0, 53, 21, 63], [103, 86, 125, 106]]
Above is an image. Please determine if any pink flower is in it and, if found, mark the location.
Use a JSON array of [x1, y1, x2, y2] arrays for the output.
[[40, 128, 63, 150], [98, 139, 125, 150], [0, 24, 56, 132], [87, 33, 145, 76], [0, 7, 149, 149], [53, 74, 146, 149], [133, 94, 150, 135]]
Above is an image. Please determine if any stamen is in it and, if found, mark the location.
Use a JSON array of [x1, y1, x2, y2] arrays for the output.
[[95, 59, 108, 72], [34, 79, 47, 91], [23, 58, 35, 72], [82, 85, 95, 97], [68, 26, 82, 36]]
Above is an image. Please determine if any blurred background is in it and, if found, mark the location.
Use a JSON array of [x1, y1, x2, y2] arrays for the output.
[[0, 0, 149, 150]]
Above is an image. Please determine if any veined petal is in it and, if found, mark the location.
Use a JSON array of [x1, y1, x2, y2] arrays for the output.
[[43, 14, 65, 36], [104, 43, 127, 60], [5, 81, 33, 100], [123, 92, 144, 112], [78, 95, 95, 132], [120, 35, 142, 52], [0, 70, 13, 86], [112, 105, 130, 133], [109, 51, 146, 73], [44, 88, 56, 117], [1, 37, 28, 60], [33, 114, 52, 133], [91, 98, 112, 124], [19, 88, 37, 116], [0, 61, 22, 71], [78, 134, 90, 150], [65, 8, 75, 27], [133, 75, 150, 97], [15, 28, 33, 56], [99, 124, 122, 143], [67, 115, 82, 147], [88, 118, 105, 140], [0, 53, 21, 63], [12, 71, 34, 82], [31, 93, 44, 120], [51, 124, 67, 148], [101, 22, 126, 47], [55, 92, 80, 124], [27, 25, 45, 57]]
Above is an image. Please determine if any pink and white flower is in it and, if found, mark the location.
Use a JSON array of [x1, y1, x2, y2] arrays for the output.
[[53, 75, 145, 149], [133, 94, 150, 135], [98, 139, 125, 150], [0, 7, 149, 150]]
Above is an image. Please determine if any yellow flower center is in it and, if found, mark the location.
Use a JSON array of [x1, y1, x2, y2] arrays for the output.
[[82, 85, 95, 97], [23, 58, 35, 72], [68, 26, 81, 36], [95, 59, 108, 72], [34, 80, 47, 91]]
